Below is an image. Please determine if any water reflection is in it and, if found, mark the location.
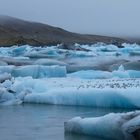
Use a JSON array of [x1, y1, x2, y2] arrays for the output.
[[65, 133, 108, 140], [0, 104, 134, 140]]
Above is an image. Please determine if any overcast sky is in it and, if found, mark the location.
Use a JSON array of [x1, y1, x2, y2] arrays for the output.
[[0, 0, 140, 39]]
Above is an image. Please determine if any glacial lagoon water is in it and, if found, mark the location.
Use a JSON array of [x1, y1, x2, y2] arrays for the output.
[[0, 104, 133, 140]]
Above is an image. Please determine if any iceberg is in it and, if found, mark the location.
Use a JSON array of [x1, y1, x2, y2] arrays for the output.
[[68, 70, 113, 79], [98, 44, 119, 52], [0, 65, 67, 78], [12, 45, 31, 56], [24, 47, 61, 58], [65, 111, 140, 140], [24, 87, 140, 108], [112, 65, 130, 78], [0, 73, 12, 83], [68, 65, 140, 79], [0, 87, 22, 105], [12, 65, 67, 78], [7, 77, 140, 108], [0, 66, 15, 74]]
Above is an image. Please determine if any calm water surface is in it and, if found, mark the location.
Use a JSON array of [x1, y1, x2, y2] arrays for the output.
[[0, 104, 133, 140]]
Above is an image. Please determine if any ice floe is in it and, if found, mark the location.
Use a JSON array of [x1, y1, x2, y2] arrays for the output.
[[0, 65, 66, 78], [65, 111, 140, 140], [1, 77, 140, 108], [68, 65, 140, 79]]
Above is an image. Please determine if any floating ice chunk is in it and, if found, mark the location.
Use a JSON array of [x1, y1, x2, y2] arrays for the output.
[[45, 48, 60, 57], [112, 71, 130, 78], [118, 65, 125, 71], [0, 47, 12, 57], [24, 88, 139, 108], [123, 113, 140, 140], [20, 78, 140, 108], [120, 47, 134, 54], [11, 77, 48, 94], [12, 65, 66, 78], [120, 43, 140, 54], [122, 43, 140, 50], [12, 45, 30, 56], [0, 88, 21, 105], [99, 44, 119, 52], [75, 44, 94, 51], [13, 65, 39, 78], [65, 111, 140, 140], [128, 70, 140, 78], [1, 79, 13, 89], [113, 65, 140, 78], [0, 88, 14, 101], [112, 65, 129, 78], [0, 65, 66, 78], [0, 66, 15, 74], [68, 66, 140, 79], [1, 77, 140, 108], [68, 70, 113, 79], [0, 73, 12, 83], [24, 47, 60, 58]]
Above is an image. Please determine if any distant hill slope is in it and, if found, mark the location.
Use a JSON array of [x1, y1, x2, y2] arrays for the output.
[[0, 15, 127, 47]]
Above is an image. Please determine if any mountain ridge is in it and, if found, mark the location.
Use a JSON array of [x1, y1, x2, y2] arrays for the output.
[[0, 15, 128, 47]]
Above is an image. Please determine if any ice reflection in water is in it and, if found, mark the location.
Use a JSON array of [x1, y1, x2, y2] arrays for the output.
[[0, 104, 133, 140]]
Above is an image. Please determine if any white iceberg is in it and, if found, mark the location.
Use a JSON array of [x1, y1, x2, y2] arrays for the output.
[[65, 111, 140, 140], [12, 45, 31, 56], [98, 44, 119, 52], [0, 65, 15, 74], [68, 70, 113, 79], [0, 65, 67, 78], [7, 77, 140, 108], [12, 65, 67, 78], [0, 87, 22, 105], [0, 73, 12, 83], [24, 87, 140, 108], [68, 65, 140, 79]]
